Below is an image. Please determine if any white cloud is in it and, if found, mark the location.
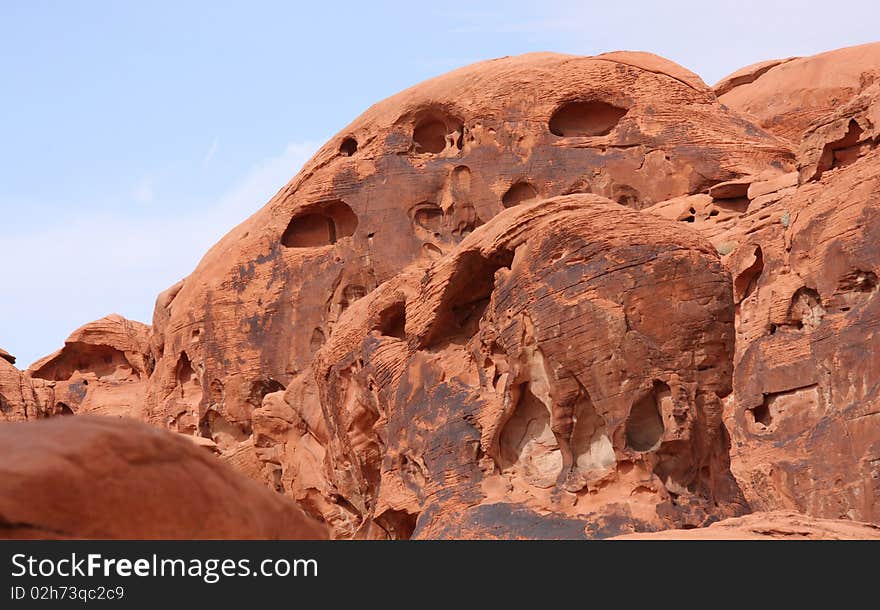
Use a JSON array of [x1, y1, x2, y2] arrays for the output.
[[202, 137, 219, 167], [0, 140, 321, 368]]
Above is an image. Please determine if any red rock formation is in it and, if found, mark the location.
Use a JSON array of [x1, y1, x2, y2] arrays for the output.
[[27, 314, 152, 418], [0, 416, 328, 539], [717, 42, 880, 143], [647, 46, 880, 524], [611, 511, 880, 540], [0, 348, 16, 366], [6, 46, 880, 539], [302, 194, 745, 539], [0, 357, 50, 422], [135, 53, 790, 531]]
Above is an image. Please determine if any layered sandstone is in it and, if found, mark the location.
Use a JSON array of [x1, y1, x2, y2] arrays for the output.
[[612, 511, 880, 540], [646, 45, 880, 523], [3, 44, 880, 539], [136, 52, 791, 533], [717, 42, 880, 143], [301, 194, 746, 538], [27, 314, 152, 418]]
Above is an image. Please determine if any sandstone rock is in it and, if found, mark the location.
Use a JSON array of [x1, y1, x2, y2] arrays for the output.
[[294, 194, 747, 539], [14, 46, 880, 540], [723, 148, 880, 522], [0, 416, 328, 539], [650, 143, 880, 522], [27, 314, 151, 418], [797, 81, 880, 182], [708, 179, 751, 200], [611, 511, 880, 540], [0, 358, 50, 422], [713, 57, 798, 97], [138, 52, 791, 496], [0, 348, 15, 365], [719, 42, 880, 143]]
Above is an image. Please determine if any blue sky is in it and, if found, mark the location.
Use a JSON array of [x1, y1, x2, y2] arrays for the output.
[[1, 0, 878, 366]]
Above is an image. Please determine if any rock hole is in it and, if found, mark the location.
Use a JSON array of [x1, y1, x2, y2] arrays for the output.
[[175, 352, 203, 406], [625, 381, 667, 452], [749, 401, 772, 427], [54, 402, 74, 416], [549, 100, 628, 137], [281, 200, 358, 248], [787, 287, 824, 331], [412, 113, 463, 154], [734, 246, 764, 303], [339, 285, 367, 314], [199, 409, 250, 451], [411, 202, 443, 233], [499, 384, 563, 489], [209, 378, 224, 405], [817, 119, 865, 177], [310, 328, 326, 353], [245, 378, 286, 408], [613, 184, 640, 208], [421, 243, 443, 260], [374, 509, 418, 540], [567, 391, 615, 489], [375, 301, 406, 340], [421, 248, 514, 346], [502, 181, 539, 208], [339, 137, 358, 156]]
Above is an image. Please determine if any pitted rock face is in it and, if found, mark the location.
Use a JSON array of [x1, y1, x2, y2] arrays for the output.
[[27, 314, 152, 419], [722, 148, 880, 522], [19, 46, 880, 539], [141, 52, 792, 480], [649, 60, 880, 523], [302, 195, 744, 539]]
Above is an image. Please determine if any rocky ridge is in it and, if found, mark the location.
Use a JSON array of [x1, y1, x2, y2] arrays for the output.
[[3, 43, 880, 539]]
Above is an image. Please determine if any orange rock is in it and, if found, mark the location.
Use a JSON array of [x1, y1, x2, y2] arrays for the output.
[[611, 511, 880, 540], [0, 357, 50, 422], [303, 194, 746, 538], [139, 52, 791, 497], [650, 78, 880, 522], [27, 314, 152, 418], [11, 46, 880, 539], [718, 42, 880, 143], [0, 348, 15, 365], [0, 416, 328, 539]]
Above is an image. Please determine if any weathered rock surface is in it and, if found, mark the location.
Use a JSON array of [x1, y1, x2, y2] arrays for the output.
[[134, 52, 789, 529], [650, 51, 880, 524], [27, 314, 152, 418], [718, 42, 880, 143], [295, 194, 747, 538], [0, 416, 328, 539], [6, 45, 880, 539], [0, 357, 50, 422], [612, 511, 880, 539]]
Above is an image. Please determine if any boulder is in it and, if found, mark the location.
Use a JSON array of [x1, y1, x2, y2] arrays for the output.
[[0, 416, 328, 539]]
